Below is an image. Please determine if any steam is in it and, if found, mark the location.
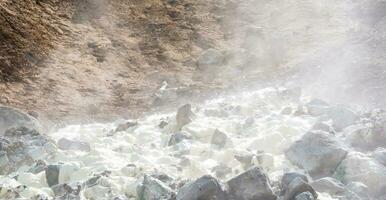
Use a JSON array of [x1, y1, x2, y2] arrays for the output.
[[224, 0, 386, 108]]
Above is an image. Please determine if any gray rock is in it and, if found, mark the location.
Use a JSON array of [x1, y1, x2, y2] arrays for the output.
[[57, 138, 91, 152], [52, 183, 81, 200], [327, 106, 358, 131], [168, 132, 192, 146], [176, 104, 194, 130], [281, 172, 308, 195], [177, 175, 226, 200], [344, 124, 375, 151], [345, 182, 370, 199], [285, 131, 348, 178], [295, 191, 315, 200], [0, 126, 55, 174], [115, 121, 138, 132], [211, 129, 227, 149], [0, 106, 42, 135], [197, 48, 225, 69], [28, 160, 47, 174], [137, 175, 175, 200], [234, 152, 255, 170], [0, 151, 10, 170], [310, 177, 345, 195], [159, 121, 169, 129], [283, 177, 317, 200], [46, 164, 61, 187], [333, 152, 386, 197], [227, 167, 276, 200]]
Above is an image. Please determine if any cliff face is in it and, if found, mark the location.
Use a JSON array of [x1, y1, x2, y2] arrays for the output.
[[0, 0, 74, 81]]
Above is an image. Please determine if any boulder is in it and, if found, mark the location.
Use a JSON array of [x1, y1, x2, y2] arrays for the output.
[[0, 106, 41, 135], [334, 152, 386, 197], [234, 151, 255, 170], [197, 48, 225, 69], [281, 172, 308, 195], [28, 160, 47, 174], [211, 129, 228, 149], [344, 124, 375, 151], [168, 132, 192, 146], [283, 177, 317, 200], [0, 126, 55, 174], [57, 138, 91, 152], [310, 177, 345, 195], [252, 152, 275, 172], [227, 167, 276, 200], [285, 131, 348, 178], [295, 191, 315, 200], [345, 182, 370, 199], [177, 175, 226, 200], [327, 106, 358, 131], [46, 164, 61, 187], [176, 104, 194, 131], [137, 175, 175, 200]]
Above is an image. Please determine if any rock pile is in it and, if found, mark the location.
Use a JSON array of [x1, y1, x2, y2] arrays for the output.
[[2, 89, 386, 199]]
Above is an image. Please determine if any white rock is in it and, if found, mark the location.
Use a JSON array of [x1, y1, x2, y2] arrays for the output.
[[327, 106, 358, 131], [334, 152, 386, 197], [310, 177, 345, 195], [251, 153, 275, 172], [0, 106, 42, 134], [345, 182, 370, 199]]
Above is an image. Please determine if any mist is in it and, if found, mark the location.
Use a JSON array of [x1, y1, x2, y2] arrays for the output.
[[218, 0, 386, 108], [1, 0, 386, 199]]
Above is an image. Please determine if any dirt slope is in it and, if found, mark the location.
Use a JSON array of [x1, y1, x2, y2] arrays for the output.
[[0, 0, 228, 122]]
